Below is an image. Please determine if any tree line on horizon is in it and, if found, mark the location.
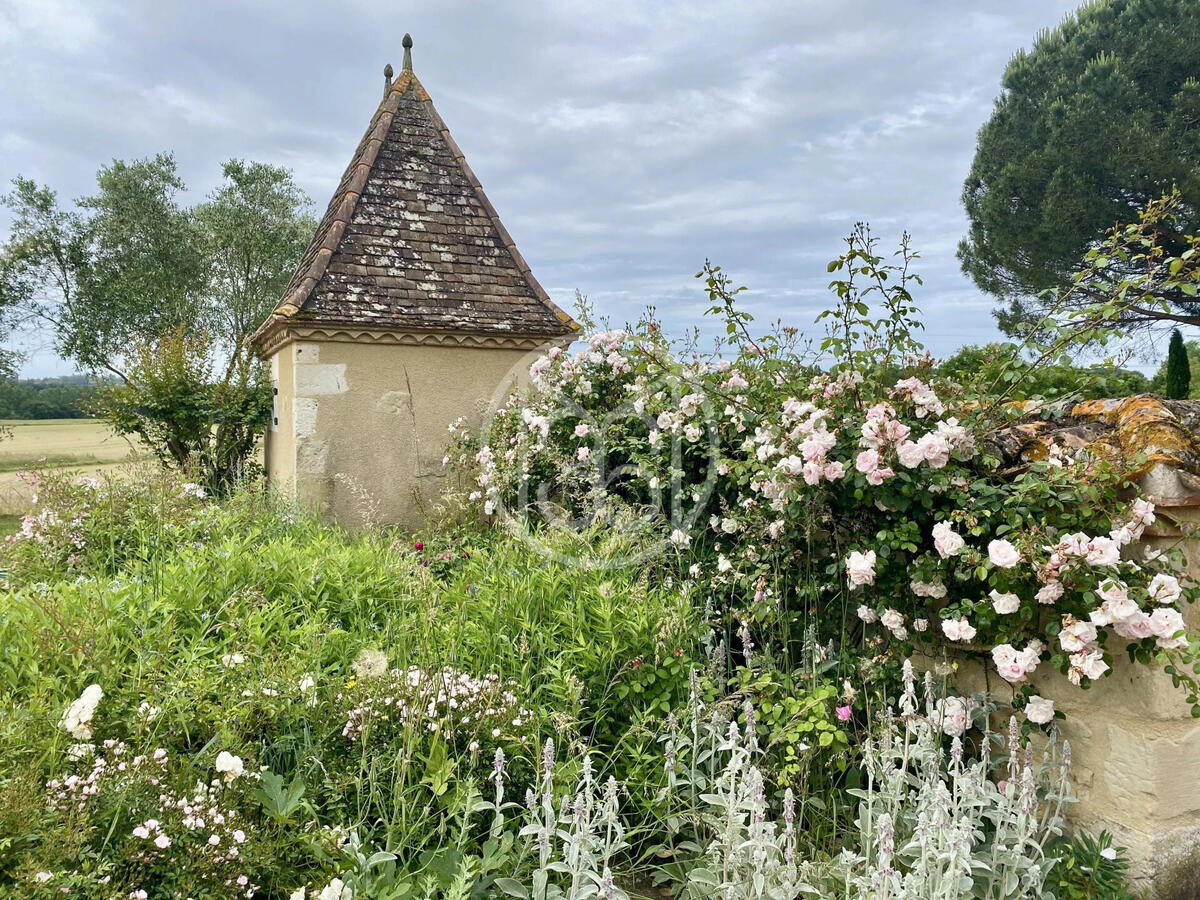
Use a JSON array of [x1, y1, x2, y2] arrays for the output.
[[0, 0, 1198, 480]]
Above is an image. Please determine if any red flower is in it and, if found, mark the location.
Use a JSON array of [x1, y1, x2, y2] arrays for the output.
[[413, 541, 424, 551]]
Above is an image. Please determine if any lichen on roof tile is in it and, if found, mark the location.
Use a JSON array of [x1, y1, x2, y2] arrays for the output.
[[252, 51, 579, 345]]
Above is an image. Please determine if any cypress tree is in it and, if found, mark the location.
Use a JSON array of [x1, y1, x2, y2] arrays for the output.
[[1165, 329, 1191, 399]]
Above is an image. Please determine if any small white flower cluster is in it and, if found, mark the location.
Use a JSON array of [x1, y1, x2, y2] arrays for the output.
[[47, 740, 168, 814], [339, 666, 528, 746], [123, 761, 259, 897], [179, 482, 208, 500]]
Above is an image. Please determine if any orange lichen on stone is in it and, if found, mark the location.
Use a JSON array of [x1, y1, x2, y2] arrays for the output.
[[1000, 397, 1200, 485], [1070, 398, 1126, 421], [1096, 396, 1199, 475]]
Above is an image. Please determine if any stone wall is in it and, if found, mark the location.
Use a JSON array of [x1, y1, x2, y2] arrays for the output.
[[1054, 502, 1200, 900], [965, 396, 1200, 898]]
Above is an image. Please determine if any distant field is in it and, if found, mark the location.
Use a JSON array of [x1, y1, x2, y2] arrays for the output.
[[0, 419, 149, 516]]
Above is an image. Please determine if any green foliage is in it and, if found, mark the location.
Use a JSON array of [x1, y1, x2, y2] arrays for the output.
[[90, 327, 269, 491], [0, 469, 701, 893], [73, 154, 208, 370], [938, 342, 1149, 401], [960, 0, 1200, 333], [1050, 831, 1141, 900], [988, 194, 1200, 358], [0, 155, 314, 488], [819, 223, 924, 381], [1150, 335, 1200, 398], [193, 159, 317, 350], [0, 376, 98, 419], [1165, 328, 1192, 399]]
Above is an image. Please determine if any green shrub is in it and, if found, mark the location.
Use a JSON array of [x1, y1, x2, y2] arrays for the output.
[[1050, 830, 1142, 900], [0, 474, 702, 892]]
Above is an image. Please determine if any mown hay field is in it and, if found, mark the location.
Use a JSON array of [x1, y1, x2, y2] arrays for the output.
[[0, 419, 147, 522]]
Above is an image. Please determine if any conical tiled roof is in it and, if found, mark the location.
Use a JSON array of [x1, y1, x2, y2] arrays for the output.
[[251, 40, 578, 349]]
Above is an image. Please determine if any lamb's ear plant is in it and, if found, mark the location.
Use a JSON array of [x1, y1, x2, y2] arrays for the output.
[[644, 662, 1078, 900]]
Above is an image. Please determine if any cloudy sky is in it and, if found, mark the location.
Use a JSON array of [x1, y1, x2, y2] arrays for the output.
[[0, 0, 1090, 377]]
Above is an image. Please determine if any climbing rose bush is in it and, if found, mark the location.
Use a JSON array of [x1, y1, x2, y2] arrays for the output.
[[455, 243, 1200, 721]]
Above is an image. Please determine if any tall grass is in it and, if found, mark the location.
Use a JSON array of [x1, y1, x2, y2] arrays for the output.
[[0, 473, 701, 892]]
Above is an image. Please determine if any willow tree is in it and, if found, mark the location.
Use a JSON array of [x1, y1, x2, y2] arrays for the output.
[[0, 155, 315, 488]]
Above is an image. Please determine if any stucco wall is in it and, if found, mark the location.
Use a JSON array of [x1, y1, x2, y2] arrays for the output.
[[267, 337, 540, 528], [265, 347, 297, 487]]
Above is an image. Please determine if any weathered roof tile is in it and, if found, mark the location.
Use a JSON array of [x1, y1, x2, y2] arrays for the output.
[[251, 45, 579, 346]]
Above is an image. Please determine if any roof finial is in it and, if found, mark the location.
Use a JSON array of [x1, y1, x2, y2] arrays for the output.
[[402, 33, 413, 72], [383, 63, 393, 97]]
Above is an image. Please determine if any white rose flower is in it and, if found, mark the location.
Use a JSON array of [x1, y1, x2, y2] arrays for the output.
[[931, 522, 965, 558], [1149, 607, 1188, 649], [845, 550, 877, 588], [990, 590, 1020, 615], [879, 609, 907, 639], [987, 539, 1020, 568], [911, 578, 947, 599], [941, 616, 977, 643], [1085, 536, 1120, 567], [215, 751, 244, 782], [896, 440, 925, 469], [1059, 618, 1098, 653], [1025, 695, 1055, 725], [60, 684, 103, 740], [934, 696, 974, 737], [1147, 572, 1182, 605], [1035, 581, 1064, 604], [1068, 649, 1110, 684]]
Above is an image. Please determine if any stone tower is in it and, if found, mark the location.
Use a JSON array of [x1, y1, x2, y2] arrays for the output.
[[250, 36, 578, 526]]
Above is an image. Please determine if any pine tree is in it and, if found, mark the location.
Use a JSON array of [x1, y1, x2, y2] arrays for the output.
[[1165, 329, 1192, 399], [960, 0, 1200, 334]]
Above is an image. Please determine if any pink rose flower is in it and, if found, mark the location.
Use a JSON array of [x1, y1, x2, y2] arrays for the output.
[[896, 440, 925, 469], [855, 449, 880, 475], [932, 521, 965, 558], [941, 616, 977, 643], [846, 550, 877, 588], [990, 589, 1020, 615], [987, 539, 1020, 569]]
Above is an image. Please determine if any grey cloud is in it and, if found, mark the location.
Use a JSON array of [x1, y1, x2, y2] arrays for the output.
[[0, 0, 1088, 376]]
